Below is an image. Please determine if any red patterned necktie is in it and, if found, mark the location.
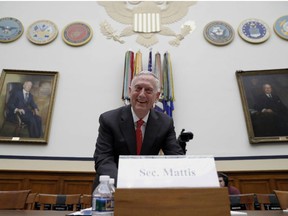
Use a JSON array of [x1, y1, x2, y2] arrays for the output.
[[136, 119, 144, 155]]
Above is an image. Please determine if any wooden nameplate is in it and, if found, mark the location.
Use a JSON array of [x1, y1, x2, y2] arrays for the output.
[[114, 187, 230, 216]]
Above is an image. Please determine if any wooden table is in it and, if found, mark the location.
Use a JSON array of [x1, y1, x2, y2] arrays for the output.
[[0, 210, 287, 216], [0, 210, 73, 216], [239, 211, 288, 216]]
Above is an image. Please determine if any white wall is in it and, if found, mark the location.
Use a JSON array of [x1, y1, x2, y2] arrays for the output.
[[0, 1, 287, 171]]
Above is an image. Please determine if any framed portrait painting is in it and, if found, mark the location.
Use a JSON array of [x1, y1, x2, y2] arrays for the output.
[[236, 68, 288, 144], [0, 69, 58, 144]]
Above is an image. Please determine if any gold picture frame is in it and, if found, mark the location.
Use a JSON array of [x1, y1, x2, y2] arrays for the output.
[[0, 69, 58, 144], [236, 68, 288, 144]]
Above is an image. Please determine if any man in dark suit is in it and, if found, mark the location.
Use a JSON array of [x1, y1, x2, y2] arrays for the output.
[[93, 71, 184, 189], [6, 81, 42, 138], [253, 83, 288, 136]]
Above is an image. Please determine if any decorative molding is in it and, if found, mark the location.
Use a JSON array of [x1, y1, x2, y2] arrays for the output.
[[98, 1, 197, 47]]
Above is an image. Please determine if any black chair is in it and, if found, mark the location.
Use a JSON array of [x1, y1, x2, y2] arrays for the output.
[[36, 194, 81, 211], [229, 193, 255, 210], [255, 193, 281, 210]]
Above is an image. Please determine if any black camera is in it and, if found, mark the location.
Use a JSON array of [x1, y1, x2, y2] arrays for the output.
[[177, 129, 193, 155], [178, 129, 193, 142]]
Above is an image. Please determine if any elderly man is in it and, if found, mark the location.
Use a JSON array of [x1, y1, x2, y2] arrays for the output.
[[7, 81, 42, 138], [93, 71, 183, 189], [253, 83, 288, 136]]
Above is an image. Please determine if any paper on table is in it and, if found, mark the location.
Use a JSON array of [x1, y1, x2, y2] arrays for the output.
[[230, 211, 248, 216], [67, 207, 92, 215], [67, 208, 113, 216]]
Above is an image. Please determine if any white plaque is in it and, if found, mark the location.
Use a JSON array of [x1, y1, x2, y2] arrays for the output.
[[117, 155, 219, 188]]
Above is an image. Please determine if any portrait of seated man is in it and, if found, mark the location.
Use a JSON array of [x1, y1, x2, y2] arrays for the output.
[[251, 83, 288, 137], [5, 81, 43, 138]]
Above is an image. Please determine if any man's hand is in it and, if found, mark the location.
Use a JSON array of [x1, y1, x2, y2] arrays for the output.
[[262, 108, 273, 113], [15, 108, 25, 115], [34, 109, 40, 116]]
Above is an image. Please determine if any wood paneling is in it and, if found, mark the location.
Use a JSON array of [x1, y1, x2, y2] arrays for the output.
[[225, 171, 288, 194], [0, 171, 95, 194], [63, 180, 93, 195], [240, 180, 271, 194], [0, 179, 23, 190], [28, 180, 59, 194], [275, 180, 288, 191], [0, 170, 287, 195]]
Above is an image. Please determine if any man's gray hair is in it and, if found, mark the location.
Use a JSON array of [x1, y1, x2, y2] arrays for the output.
[[131, 71, 160, 92]]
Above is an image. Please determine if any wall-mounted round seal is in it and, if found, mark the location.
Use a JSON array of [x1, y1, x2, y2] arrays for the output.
[[203, 21, 234, 46], [62, 21, 93, 47], [274, 15, 288, 41], [0, 17, 24, 43], [27, 20, 58, 45], [238, 18, 270, 44]]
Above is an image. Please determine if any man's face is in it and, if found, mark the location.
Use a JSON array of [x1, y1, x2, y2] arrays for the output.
[[23, 81, 33, 92], [219, 177, 225, 187], [129, 75, 160, 118], [263, 84, 272, 94]]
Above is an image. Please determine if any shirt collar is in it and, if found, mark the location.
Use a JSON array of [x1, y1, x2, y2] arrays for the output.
[[23, 89, 29, 94], [131, 107, 149, 124]]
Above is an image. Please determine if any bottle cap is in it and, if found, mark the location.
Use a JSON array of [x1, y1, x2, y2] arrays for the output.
[[99, 175, 110, 182], [109, 178, 115, 185]]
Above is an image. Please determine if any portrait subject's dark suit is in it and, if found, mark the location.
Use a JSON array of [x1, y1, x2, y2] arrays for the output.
[[6, 90, 42, 138], [93, 105, 183, 189], [254, 93, 288, 114], [253, 93, 288, 136]]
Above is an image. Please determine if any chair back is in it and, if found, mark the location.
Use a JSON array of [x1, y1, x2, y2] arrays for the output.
[[25, 193, 38, 210], [37, 194, 81, 211], [0, 190, 31, 210], [255, 193, 281, 210], [274, 190, 288, 210], [5, 82, 23, 103], [229, 193, 255, 210], [1, 82, 28, 137], [81, 194, 92, 209]]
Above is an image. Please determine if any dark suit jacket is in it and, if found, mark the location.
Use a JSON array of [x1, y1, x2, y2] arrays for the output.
[[93, 105, 183, 188], [6, 90, 38, 122], [254, 93, 287, 114]]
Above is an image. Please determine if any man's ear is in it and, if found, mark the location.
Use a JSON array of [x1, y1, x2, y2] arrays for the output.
[[155, 92, 160, 101]]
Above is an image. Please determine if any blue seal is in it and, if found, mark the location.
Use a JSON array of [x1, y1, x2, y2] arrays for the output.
[[238, 18, 270, 44]]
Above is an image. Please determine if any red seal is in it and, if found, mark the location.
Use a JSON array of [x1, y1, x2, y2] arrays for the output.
[[62, 22, 93, 46]]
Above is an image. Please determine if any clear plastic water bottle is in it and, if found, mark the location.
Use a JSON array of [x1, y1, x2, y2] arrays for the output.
[[92, 175, 113, 216], [109, 178, 115, 213]]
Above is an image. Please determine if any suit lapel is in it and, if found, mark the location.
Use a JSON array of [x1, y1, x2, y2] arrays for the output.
[[120, 105, 137, 154], [21, 92, 25, 101]]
